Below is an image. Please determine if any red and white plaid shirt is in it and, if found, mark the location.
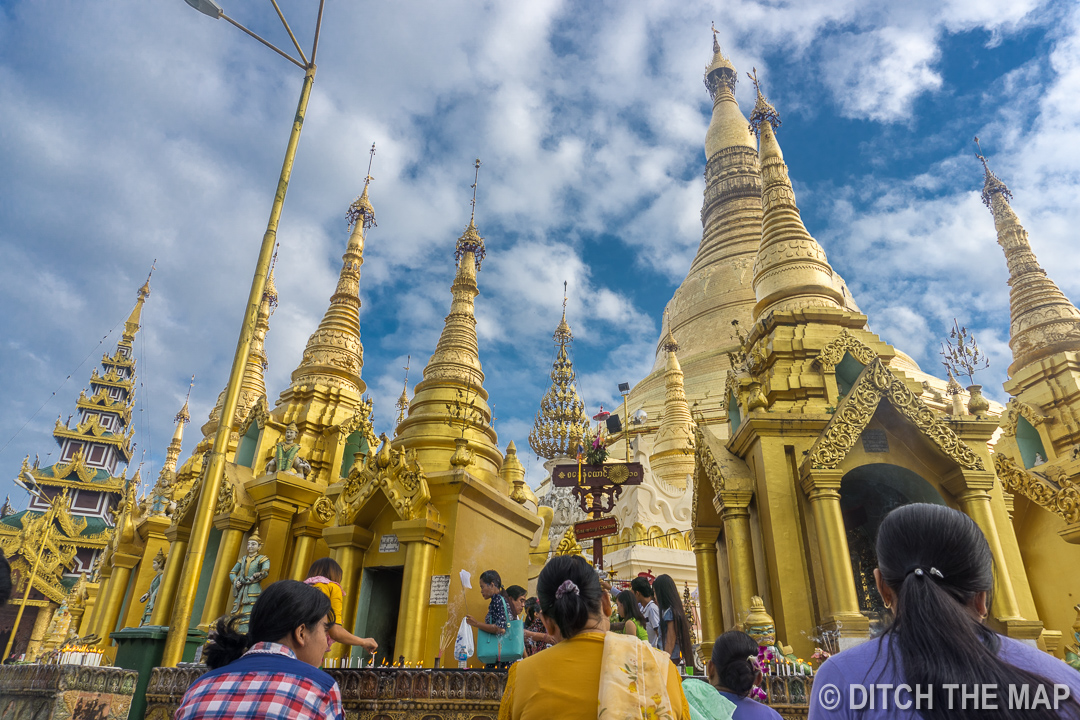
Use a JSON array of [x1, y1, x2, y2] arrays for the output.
[[175, 642, 343, 720]]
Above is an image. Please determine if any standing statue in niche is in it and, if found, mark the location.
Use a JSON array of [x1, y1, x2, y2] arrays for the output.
[[139, 549, 166, 626], [265, 422, 311, 478], [230, 530, 270, 632]]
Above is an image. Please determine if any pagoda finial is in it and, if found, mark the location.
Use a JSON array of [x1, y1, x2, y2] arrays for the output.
[[175, 375, 194, 426], [120, 261, 155, 349], [347, 143, 378, 230], [264, 245, 280, 311], [747, 68, 781, 136], [704, 23, 737, 100], [553, 281, 573, 345], [529, 289, 590, 460], [0, 496, 13, 517], [395, 355, 411, 426], [974, 136, 1013, 209], [456, 159, 486, 270]]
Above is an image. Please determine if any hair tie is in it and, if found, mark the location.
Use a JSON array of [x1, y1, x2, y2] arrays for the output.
[[555, 579, 580, 599], [907, 566, 944, 579]]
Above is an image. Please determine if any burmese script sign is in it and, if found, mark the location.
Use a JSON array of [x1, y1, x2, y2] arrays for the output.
[[574, 516, 619, 541], [429, 575, 451, 605], [379, 534, 400, 553], [551, 462, 644, 488]]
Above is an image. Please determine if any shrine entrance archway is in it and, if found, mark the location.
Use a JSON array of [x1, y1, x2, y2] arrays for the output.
[[840, 464, 945, 624]]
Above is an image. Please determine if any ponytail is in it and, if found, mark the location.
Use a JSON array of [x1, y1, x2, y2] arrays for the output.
[[877, 503, 1079, 720], [204, 579, 332, 670], [536, 555, 602, 639], [711, 630, 759, 697]]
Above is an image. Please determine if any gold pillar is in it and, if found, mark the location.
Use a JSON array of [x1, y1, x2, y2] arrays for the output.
[[945, 471, 1022, 621], [801, 470, 868, 637], [324, 524, 374, 661], [200, 510, 255, 627], [393, 517, 445, 664], [289, 510, 327, 581], [151, 526, 190, 627], [88, 565, 117, 639], [691, 526, 724, 661], [25, 602, 55, 662], [79, 583, 100, 636], [720, 492, 757, 619], [95, 552, 140, 650]]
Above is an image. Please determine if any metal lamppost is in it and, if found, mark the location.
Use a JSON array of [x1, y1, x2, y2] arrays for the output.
[[2, 478, 64, 661], [161, 0, 326, 666]]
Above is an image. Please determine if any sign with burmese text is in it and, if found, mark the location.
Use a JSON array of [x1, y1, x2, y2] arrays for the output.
[[429, 575, 451, 605], [551, 462, 644, 488]]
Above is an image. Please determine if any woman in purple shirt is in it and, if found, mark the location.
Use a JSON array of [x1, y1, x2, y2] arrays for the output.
[[810, 503, 1080, 720]]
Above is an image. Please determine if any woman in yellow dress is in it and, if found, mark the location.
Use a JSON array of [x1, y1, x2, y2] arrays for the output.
[[304, 558, 377, 654], [498, 555, 691, 720]]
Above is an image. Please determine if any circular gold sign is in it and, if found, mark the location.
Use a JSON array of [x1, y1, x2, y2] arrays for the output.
[[607, 464, 630, 485]]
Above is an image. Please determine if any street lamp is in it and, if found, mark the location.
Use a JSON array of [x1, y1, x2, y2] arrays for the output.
[[161, 0, 326, 666], [3, 480, 65, 661]]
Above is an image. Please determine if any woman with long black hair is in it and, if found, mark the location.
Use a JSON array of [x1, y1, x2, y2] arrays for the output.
[[810, 503, 1080, 719], [176, 579, 342, 720], [654, 573, 693, 666]]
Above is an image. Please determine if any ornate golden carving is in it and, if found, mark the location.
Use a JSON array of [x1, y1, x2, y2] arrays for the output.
[[553, 527, 583, 557], [311, 496, 335, 524], [815, 329, 877, 371], [807, 358, 984, 471], [215, 481, 236, 516], [528, 290, 589, 460], [335, 434, 433, 524], [993, 453, 1079, 524], [1000, 399, 1051, 437], [236, 396, 270, 438]]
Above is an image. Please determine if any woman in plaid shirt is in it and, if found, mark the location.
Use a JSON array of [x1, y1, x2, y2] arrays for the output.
[[176, 579, 343, 720]]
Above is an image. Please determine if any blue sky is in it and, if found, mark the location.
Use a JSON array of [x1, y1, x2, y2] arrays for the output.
[[2, 0, 1079, 505]]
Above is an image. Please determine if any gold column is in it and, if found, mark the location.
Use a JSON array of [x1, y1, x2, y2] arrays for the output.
[[691, 526, 724, 660], [289, 509, 327, 581], [79, 582, 100, 636], [95, 552, 140, 650], [25, 603, 55, 662], [200, 510, 255, 627], [324, 524, 374, 661], [87, 567, 114, 639], [720, 492, 757, 618], [945, 471, 1022, 620], [800, 470, 868, 637], [151, 526, 190, 627], [393, 517, 445, 663]]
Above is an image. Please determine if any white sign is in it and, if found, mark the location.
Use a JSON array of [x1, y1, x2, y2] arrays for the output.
[[379, 534, 399, 553], [429, 575, 451, 605]]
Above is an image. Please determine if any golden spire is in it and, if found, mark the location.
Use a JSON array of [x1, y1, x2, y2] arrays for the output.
[[748, 70, 847, 320], [289, 146, 375, 395], [119, 262, 154, 351], [704, 27, 754, 158], [395, 159, 501, 484], [649, 329, 695, 490], [395, 356, 411, 427], [172, 375, 193, 444], [503, 441, 536, 505], [976, 138, 1080, 375], [529, 282, 590, 460]]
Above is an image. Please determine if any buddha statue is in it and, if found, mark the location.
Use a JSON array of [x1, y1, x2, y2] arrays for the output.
[[265, 422, 311, 478]]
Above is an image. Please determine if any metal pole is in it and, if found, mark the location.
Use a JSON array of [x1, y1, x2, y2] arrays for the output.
[[160, 63, 317, 666], [622, 393, 630, 463], [3, 507, 54, 660]]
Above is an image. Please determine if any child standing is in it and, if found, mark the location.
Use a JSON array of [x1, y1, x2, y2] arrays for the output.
[[304, 558, 378, 654]]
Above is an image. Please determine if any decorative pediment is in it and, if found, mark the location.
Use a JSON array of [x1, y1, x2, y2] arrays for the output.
[[993, 453, 1079, 524], [333, 397, 378, 451], [1000, 399, 1051, 438], [724, 371, 741, 408], [815, 329, 877, 371], [237, 395, 270, 436], [335, 434, 433, 525], [805, 358, 984, 471], [46, 450, 98, 484]]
